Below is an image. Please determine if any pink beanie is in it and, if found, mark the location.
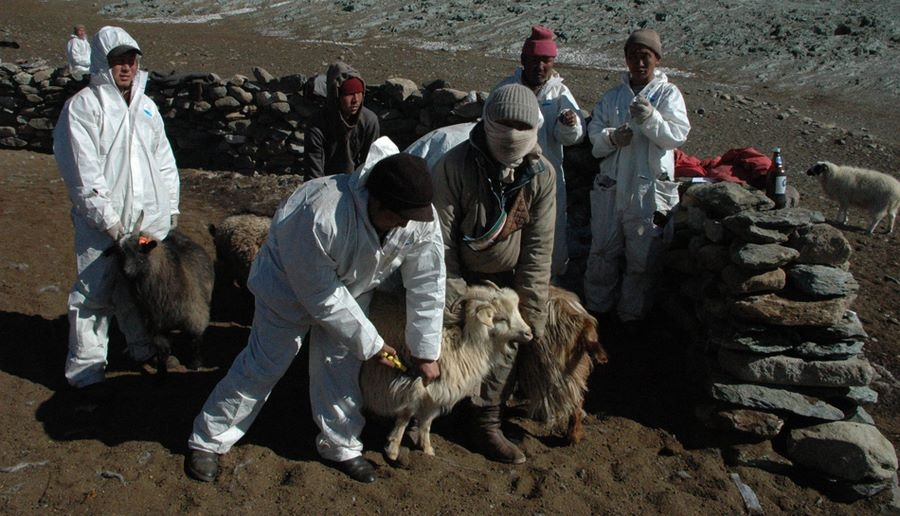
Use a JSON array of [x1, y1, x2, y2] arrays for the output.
[[521, 25, 557, 58]]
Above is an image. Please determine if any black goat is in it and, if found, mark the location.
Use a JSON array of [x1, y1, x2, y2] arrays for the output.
[[105, 224, 214, 376]]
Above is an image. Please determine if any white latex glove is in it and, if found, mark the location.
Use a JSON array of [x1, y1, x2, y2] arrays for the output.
[[609, 124, 633, 147], [170, 214, 179, 229], [106, 222, 124, 241], [629, 96, 654, 123]]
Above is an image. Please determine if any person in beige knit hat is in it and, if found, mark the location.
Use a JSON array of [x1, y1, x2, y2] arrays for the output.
[[585, 28, 691, 333], [432, 83, 556, 465]]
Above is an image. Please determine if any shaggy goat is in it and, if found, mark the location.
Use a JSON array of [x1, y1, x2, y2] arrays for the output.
[[105, 224, 214, 375], [516, 286, 607, 444], [361, 283, 533, 461], [806, 161, 900, 234], [208, 214, 271, 289]]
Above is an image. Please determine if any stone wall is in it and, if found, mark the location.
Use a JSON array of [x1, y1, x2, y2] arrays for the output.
[[0, 60, 487, 175], [662, 181, 897, 498]]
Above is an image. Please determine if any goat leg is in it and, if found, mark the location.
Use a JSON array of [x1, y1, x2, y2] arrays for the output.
[[567, 407, 585, 444], [385, 413, 412, 461], [188, 333, 203, 370], [154, 334, 172, 378], [418, 409, 440, 456]]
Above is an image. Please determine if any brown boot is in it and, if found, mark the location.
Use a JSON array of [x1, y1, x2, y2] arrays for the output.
[[469, 404, 526, 464]]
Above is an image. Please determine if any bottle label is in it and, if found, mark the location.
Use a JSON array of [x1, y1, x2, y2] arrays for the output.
[[774, 175, 787, 195]]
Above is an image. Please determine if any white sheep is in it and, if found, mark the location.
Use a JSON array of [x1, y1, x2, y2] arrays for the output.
[[361, 282, 533, 461], [208, 214, 271, 289], [806, 161, 900, 234]]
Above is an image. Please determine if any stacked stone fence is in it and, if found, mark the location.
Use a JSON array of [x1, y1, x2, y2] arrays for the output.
[[0, 60, 488, 175], [2, 59, 895, 498], [660, 181, 897, 498]]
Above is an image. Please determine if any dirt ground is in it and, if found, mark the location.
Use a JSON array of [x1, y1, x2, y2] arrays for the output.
[[1, 2, 898, 514]]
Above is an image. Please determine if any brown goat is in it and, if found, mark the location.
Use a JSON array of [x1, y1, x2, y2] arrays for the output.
[[516, 286, 607, 443]]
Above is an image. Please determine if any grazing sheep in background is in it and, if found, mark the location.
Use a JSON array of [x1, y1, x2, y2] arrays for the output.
[[208, 214, 271, 289], [105, 224, 214, 375], [361, 283, 533, 461], [806, 161, 900, 234], [516, 286, 608, 444]]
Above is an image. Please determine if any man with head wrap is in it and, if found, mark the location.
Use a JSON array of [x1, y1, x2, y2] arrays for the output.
[[432, 83, 556, 464]]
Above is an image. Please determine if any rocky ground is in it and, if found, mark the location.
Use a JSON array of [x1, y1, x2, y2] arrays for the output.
[[1, 1, 898, 514]]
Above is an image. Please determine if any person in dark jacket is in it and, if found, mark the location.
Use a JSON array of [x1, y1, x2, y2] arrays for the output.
[[304, 61, 380, 178]]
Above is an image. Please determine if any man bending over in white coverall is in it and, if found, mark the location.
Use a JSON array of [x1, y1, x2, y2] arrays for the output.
[[584, 28, 690, 329], [54, 26, 180, 391], [186, 146, 446, 484]]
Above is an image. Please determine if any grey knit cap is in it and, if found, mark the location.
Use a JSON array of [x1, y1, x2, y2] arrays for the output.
[[484, 84, 541, 128], [625, 28, 662, 58]]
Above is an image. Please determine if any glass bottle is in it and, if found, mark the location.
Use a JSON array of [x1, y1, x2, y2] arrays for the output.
[[767, 147, 787, 209]]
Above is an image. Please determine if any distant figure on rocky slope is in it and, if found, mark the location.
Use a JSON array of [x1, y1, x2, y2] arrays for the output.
[[66, 24, 91, 80], [303, 61, 380, 178], [493, 24, 584, 282], [584, 28, 691, 331], [53, 26, 180, 390]]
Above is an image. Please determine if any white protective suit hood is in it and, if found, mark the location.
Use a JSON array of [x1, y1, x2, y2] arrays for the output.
[[90, 26, 142, 77]]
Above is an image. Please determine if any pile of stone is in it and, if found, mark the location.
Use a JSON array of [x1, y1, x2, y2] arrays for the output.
[[662, 180, 897, 497], [0, 61, 485, 175]]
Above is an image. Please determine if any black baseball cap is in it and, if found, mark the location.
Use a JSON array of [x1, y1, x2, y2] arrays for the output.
[[107, 44, 142, 59], [366, 153, 434, 222]]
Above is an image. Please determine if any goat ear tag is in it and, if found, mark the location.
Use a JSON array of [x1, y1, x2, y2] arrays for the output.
[[138, 236, 152, 246]]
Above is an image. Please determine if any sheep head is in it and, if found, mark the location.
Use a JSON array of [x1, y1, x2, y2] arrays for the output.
[[547, 286, 608, 366], [805, 161, 833, 177], [106, 234, 160, 281], [461, 283, 533, 345]]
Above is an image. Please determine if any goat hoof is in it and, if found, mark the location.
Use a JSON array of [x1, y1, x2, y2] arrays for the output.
[[384, 445, 400, 462]]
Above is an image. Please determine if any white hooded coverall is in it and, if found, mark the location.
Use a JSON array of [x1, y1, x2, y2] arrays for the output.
[[66, 34, 91, 80], [54, 26, 180, 387], [494, 68, 584, 277], [584, 70, 689, 321], [188, 139, 446, 463]]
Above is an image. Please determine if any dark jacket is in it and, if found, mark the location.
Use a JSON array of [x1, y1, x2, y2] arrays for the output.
[[304, 62, 380, 178]]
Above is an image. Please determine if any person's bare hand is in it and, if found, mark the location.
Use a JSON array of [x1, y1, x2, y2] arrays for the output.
[[558, 109, 577, 127], [415, 358, 440, 386], [373, 344, 400, 370], [610, 124, 633, 147]]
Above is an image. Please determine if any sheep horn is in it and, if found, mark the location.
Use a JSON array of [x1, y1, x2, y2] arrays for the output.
[[481, 280, 500, 290], [131, 210, 145, 236]]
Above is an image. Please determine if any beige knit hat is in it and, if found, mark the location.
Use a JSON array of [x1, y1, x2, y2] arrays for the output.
[[483, 84, 541, 128], [625, 28, 662, 58]]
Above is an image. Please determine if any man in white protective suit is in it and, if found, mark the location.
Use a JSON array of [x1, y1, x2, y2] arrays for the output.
[[493, 24, 584, 281], [584, 28, 690, 330], [186, 141, 446, 484], [66, 24, 91, 79], [54, 26, 180, 390]]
